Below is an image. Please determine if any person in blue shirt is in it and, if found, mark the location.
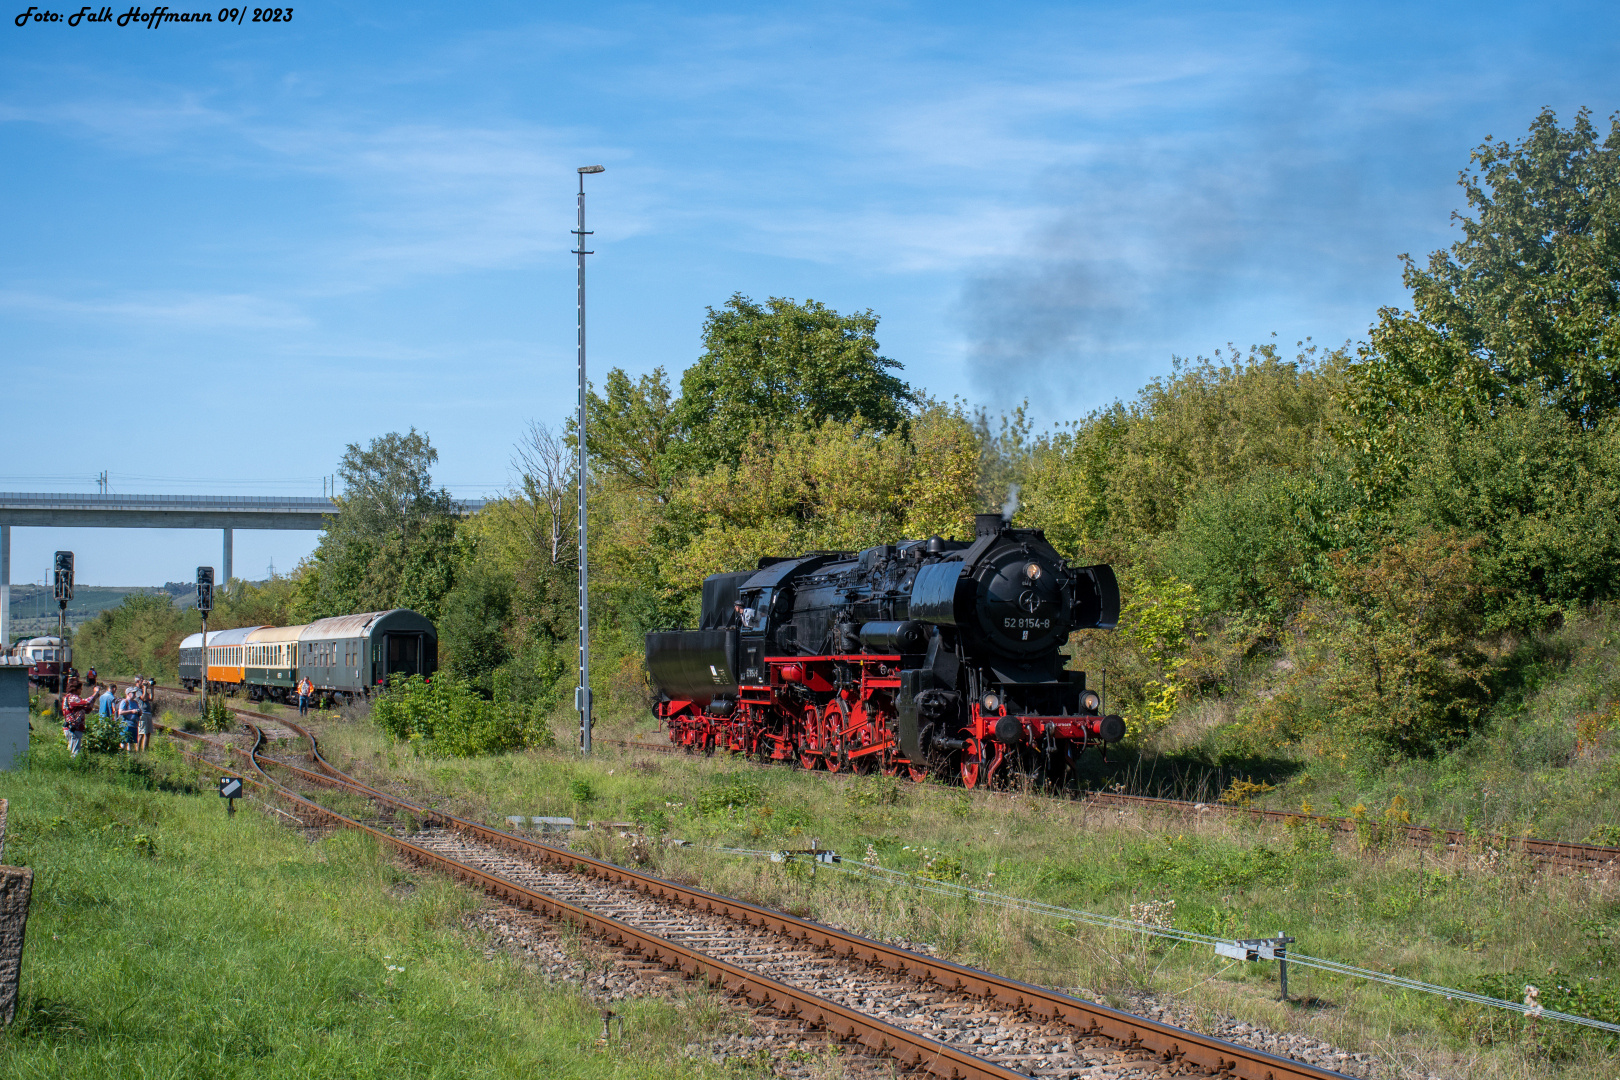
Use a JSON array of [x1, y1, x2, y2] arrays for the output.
[[99, 683, 116, 719], [118, 688, 141, 752]]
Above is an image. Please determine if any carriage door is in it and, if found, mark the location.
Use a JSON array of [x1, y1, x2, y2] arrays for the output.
[[385, 634, 422, 679]]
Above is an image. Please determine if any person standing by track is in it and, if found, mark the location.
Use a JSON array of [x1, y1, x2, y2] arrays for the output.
[[60, 677, 94, 757], [118, 687, 140, 752], [98, 682, 116, 725], [135, 677, 155, 752], [296, 675, 313, 717]]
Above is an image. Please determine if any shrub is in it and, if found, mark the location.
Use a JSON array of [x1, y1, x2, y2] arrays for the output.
[[371, 674, 556, 757], [202, 698, 235, 734], [1306, 531, 1492, 755], [85, 710, 123, 754], [695, 774, 764, 816]]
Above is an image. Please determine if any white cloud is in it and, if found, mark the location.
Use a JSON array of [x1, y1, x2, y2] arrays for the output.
[[0, 289, 312, 331]]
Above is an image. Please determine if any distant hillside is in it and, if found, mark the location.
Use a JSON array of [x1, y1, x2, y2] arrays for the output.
[[6, 581, 267, 644], [7, 584, 163, 642]]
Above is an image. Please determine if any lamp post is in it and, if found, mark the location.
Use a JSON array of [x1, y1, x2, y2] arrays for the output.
[[574, 164, 604, 755]]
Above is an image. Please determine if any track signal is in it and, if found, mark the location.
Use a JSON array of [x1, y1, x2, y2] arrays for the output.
[[53, 551, 74, 602], [196, 566, 214, 612]]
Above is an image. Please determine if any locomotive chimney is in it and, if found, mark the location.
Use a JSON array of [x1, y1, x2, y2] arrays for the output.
[[974, 513, 1003, 539]]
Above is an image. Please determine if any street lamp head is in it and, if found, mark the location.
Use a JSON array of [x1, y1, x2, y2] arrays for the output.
[[578, 165, 605, 174]]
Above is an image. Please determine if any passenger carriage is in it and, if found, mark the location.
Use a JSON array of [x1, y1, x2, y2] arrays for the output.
[[243, 624, 305, 702], [178, 631, 202, 690], [200, 625, 267, 694], [298, 609, 438, 704], [176, 609, 438, 705]]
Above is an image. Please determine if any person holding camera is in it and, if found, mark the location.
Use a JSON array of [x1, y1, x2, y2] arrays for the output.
[[60, 677, 94, 757], [135, 677, 155, 752]]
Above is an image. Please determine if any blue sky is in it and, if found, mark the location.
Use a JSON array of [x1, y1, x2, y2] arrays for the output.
[[3, 1, 1616, 586]]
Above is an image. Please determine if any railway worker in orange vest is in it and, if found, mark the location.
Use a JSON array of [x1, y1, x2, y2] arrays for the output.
[[297, 676, 314, 717]]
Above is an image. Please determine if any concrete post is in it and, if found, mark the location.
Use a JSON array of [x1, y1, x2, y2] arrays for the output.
[[0, 864, 32, 1026], [0, 667, 27, 771], [1, 524, 9, 649], [0, 797, 29, 1027], [222, 527, 232, 585]]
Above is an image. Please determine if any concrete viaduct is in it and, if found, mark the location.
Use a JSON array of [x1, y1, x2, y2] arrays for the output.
[[0, 492, 486, 644]]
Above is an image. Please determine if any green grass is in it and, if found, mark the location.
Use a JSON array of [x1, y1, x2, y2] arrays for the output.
[[306, 711, 1620, 1078], [0, 735, 747, 1079], [1145, 607, 1620, 848]]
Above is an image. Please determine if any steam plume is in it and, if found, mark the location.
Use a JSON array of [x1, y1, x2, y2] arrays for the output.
[[1001, 483, 1021, 523]]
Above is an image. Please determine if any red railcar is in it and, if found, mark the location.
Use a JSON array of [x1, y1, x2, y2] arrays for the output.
[[19, 636, 71, 692]]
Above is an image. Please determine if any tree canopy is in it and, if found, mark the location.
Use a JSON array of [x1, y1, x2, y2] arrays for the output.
[[1350, 108, 1620, 484], [295, 429, 464, 622], [673, 294, 915, 469]]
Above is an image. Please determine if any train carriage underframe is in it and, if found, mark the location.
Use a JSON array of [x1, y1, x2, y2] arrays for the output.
[[656, 653, 1116, 791]]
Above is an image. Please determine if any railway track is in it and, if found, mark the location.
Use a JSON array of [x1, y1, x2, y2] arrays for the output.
[[157, 702, 1358, 1080], [600, 736, 1620, 871], [153, 687, 1620, 871]]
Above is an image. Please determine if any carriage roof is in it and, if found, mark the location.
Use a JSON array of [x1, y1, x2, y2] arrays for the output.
[[298, 609, 436, 644], [196, 625, 267, 647]]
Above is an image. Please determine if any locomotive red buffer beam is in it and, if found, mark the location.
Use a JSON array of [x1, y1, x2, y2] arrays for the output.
[[988, 712, 1126, 745]]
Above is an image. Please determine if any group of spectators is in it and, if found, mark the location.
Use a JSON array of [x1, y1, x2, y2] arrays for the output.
[[57, 675, 157, 757]]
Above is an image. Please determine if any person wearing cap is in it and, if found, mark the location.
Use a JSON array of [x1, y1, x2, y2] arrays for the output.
[[118, 687, 141, 752]]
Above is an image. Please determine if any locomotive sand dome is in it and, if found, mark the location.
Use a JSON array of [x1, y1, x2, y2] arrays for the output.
[[647, 513, 1123, 789]]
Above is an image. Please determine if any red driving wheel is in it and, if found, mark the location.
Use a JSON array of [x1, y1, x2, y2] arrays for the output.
[[959, 736, 985, 789], [822, 699, 849, 773], [798, 705, 822, 770]]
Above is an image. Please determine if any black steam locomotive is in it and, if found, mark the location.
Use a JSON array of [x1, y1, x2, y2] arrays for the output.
[[646, 513, 1122, 789]]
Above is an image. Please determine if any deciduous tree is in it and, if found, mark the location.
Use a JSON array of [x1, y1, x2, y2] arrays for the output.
[[674, 295, 915, 469]]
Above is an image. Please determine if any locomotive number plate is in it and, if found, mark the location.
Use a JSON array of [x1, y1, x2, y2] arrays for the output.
[[1003, 617, 1051, 629]]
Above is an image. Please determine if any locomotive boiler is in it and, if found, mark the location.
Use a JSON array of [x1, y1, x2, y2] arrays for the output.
[[646, 513, 1123, 789]]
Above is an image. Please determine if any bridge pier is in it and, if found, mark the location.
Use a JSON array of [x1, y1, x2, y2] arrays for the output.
[[1, 525, 9, 648], [222, 528, 232, 585]]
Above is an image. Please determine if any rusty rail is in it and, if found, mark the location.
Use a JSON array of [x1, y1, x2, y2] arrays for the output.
[[598, 734, 1620, 870], [1076, 789, 1620, 867], [163, 705, 1348, 1080], [158, 689, 1620, 870]]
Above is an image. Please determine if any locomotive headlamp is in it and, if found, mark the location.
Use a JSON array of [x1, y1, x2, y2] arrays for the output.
[[1080, 689, 1101, 713], [1025, 562, 1042, 580], [981, 692, 1001, 713]]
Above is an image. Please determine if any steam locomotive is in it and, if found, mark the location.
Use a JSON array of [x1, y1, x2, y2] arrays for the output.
[[646, 513, 1123, 789]]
